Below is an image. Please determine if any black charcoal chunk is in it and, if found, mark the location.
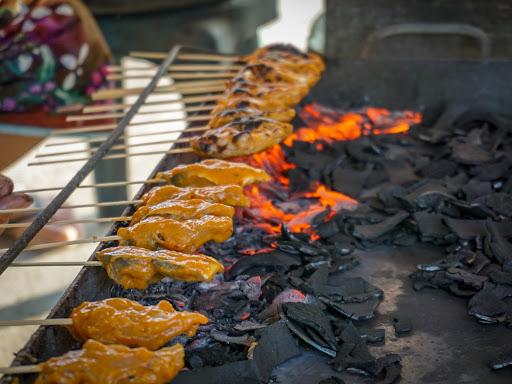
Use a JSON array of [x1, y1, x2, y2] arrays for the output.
[[252, 320, 301, 382], [468, 288, 508, 324], [359, 328, 385, 343], [227, 251, 301, 278], [322, 297, 381, 321], [393, 316, 412, 336], [413, 212, 450, 239], [318, 377, 346, 384], [353, 211, 409, 240], [489, 351, 512, 370], [451, 142, 494, 165], [173, 360, 259, 384], [474, 193, 512, 218]]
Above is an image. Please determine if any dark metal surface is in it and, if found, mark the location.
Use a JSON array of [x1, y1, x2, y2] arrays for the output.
[[0, 46, 181, 278]]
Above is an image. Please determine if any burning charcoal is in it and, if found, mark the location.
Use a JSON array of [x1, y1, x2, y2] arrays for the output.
[[392, 317, 412, 337], [353, 211, 409, 241], [359, 328, 385, 344], [174, 360, 259, 384], [474, 193, 512, 218], [227, 251, 301, 279], [234, 320, 266, 332], [283, 303, 337, 351], [252, 320, 301, 382], [489, 351, 512, 370], [318, 377, 345, 384], [288, 168, 314, 193], [312, 207, 332, 226], [468, 288, 508, 324]]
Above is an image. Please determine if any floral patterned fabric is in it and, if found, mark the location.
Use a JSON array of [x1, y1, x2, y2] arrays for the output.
[[0, 0, 111, 112]]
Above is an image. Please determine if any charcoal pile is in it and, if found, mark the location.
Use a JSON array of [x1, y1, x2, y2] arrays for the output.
[[113, 102, 512, 382]]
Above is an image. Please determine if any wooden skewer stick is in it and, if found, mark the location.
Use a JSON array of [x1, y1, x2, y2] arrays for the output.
[[131, 51, 242, 62], [107, 64, 242, 72], [0, 216, 132, 229], [0, 200, 142, 215], [80, 92, 222, 114], [51, 116, 210, 135], [45, 125, 209, 149], [91, 80, 225, 101], [0, 235, 121, 253], [107, 72, 237, 81], [17, 179, 162, 194], [66, 104, 214, 122], [10, 261, 102, 268], [36, 136, 193, 158], [28, 147, 194, 166], [0, 365, 42, 375], [0, 318, 73, 326]]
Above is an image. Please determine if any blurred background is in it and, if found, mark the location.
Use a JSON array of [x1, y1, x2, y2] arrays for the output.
[[0, 0, 323, 366]]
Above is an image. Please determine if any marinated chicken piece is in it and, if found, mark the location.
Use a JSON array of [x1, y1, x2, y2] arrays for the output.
[[209, 106, 296, 128], [214, 95, 293, 114], [130, 199, 234, 225], [34, 340, 184, 384], [97, 246, 224, 289], [234, 62, 320, 87], [156, 159, 270, 187], [225, 80, 308, 107], [142, 184, 250, 207], [117, 216, 233, 253], [191, 118, 293, 159], [70, 298, 208, 350]]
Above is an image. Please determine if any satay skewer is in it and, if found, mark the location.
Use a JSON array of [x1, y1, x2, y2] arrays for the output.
[[107, 72, 237, 81], [18, 179, 163, 194], [66, 104, 215, 122], [28, 147, 195, 166], [131, 51, 242, 62], [0, 216, 132, 229], [0, 200, 142, 215], [0, 318, 73, 326], [0, 235, 121, 253], [107, 64, 242, 72], [0, 365, 42, 375]]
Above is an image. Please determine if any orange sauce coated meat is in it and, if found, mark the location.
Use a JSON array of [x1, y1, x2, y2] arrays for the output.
[[117, 216, 233, 253], [156, 159, 270, 187], [142, 184, 250, 207], [34, 340, 184, 384], [130, 199, 235, 225], [69, 298, 208, 350], [96, 246, 224, 289]]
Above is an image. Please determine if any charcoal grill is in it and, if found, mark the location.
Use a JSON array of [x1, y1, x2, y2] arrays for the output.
[[2, 2, 512, 382]]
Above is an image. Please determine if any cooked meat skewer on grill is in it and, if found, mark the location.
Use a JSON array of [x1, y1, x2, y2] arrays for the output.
[[117, 215, 233, 253], [209, 105, 296, 128], [142, 184, 250, 207], [69, 298, 208, 350], [33, 340, 184, 384], [97, 246, 224, 289], [130, 199, 234, 225], [191, 117, 293, 159], [156, 159, 270, 187]]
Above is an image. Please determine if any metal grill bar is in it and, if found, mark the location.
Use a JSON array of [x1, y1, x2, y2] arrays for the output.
[[0, 45, 182, 277]]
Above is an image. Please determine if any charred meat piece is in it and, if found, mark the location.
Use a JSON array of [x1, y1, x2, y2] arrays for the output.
[[234, 61, 320, 87], [117, 216, 233, 253], [214, 95, 295, 115], [70, 298, 208, 350], [192, 118, 293, 159], [130, 199, 234, 225], [224, 80, 309, 107], [96, 246, 224, 289], [34, 340, 184, 384], [209, 106, 296, 128], [156, 159, 270, 187], [142, 184, 250, 207]]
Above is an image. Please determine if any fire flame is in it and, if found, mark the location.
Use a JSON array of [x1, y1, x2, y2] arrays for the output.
[[238, 104, 421, 236]]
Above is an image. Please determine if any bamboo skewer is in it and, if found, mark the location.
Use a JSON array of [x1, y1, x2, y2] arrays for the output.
[[10, 261, 102, 267], [108, 64, 242, 72], [0, 318, 73, 326], [0, 365, 42, 375], [45, 125, 208, 149], [0, 235, 121, 253], [66, 104, 214, 122], [29, 147, 195, 166], [107, 72, 237, 81], [37, 136, 194, 158], [80, 92, 222, 114], [0, 200, 142, 215], [17, 179, 163, 194], [0, 216, 132, 229], [91, 80, 225, 101], [50, 116, 210, 135], [131, 51, 242, 62]]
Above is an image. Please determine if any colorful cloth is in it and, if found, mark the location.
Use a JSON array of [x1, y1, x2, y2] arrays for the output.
[[0, 0, 111, 112]]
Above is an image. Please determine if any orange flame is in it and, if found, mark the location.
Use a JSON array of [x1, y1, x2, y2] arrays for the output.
[[237, 104, 421, 236]]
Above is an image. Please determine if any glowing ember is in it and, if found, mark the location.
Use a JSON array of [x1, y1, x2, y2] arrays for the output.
[[237, 103, 421, 235]]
